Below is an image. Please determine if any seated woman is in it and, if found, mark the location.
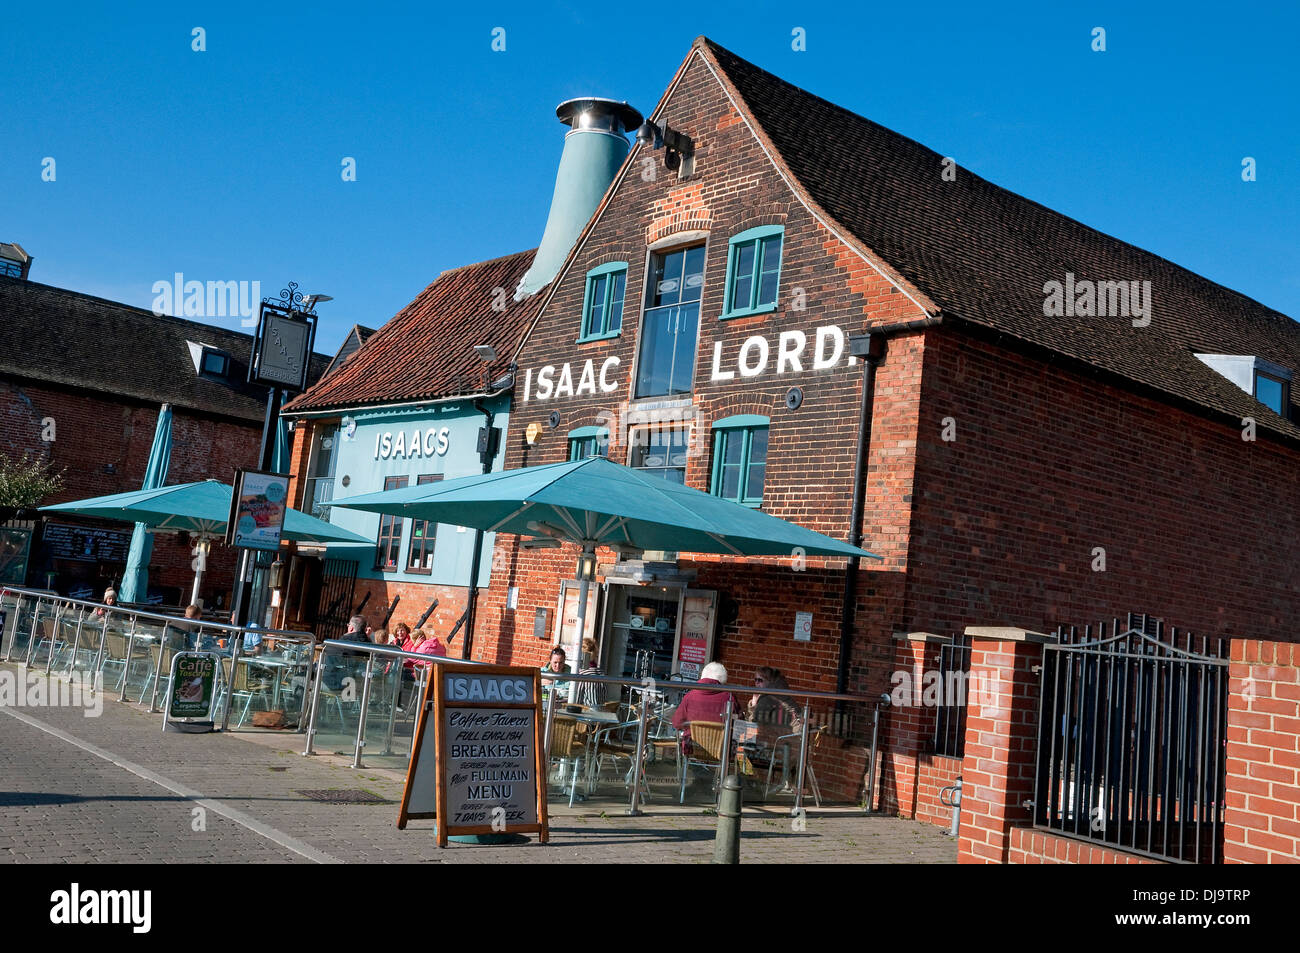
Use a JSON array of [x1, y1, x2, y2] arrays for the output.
[[399, 629, 445, 707], [748, 666, 800, 743], [93, 588, 117, 618]]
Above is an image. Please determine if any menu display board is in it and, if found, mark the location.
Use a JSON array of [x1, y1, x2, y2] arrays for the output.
[[41, 522, 132, 564], [165, 653, 219, 721], [226, 469, 289, 551], [398, 665, 548, 847]]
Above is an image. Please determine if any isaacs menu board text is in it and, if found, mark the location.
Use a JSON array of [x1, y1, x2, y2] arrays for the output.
[[398, 666, 548, 847]]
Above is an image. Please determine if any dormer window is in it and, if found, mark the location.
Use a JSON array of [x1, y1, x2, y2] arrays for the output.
[[200, 347, 230, 378], [1195, 353, 1291, 420], [1255, 370, 1288, 417]]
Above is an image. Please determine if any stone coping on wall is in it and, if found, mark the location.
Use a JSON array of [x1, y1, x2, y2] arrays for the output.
[[891, 631, 951, 643], [963, 626, 1056, 644]]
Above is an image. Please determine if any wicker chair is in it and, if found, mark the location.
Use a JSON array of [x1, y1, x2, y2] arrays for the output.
[[548, 716, 586, 807], [679, 720, 730, 804]]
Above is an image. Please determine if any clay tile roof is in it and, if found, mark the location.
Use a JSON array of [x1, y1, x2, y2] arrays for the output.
[[0, 275, 328, 423], [283, 249, 541, 414], [699, 38, 1300, 440]]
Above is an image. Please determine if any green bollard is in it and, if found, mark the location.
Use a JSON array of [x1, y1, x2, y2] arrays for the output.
[[712, 775, 742, 864]]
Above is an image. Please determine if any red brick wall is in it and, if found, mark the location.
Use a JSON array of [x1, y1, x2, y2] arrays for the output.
[[1, 375, 260, 603], [1225, 638, 1300, 863], [1008, 827, 1158, 864], [906, 329, 1300, 641]]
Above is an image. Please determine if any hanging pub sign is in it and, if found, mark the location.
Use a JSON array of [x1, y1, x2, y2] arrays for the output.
[[248, 283, 318, 393], [226, 468, 289, 550], [397, 664, 548, 847], [163, 651, 221, 732]]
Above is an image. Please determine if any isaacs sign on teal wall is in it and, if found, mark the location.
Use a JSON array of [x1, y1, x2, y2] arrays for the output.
[[323, 396, 508, 587]]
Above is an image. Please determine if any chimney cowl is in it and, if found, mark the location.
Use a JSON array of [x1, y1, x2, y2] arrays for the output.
[[514, 97, 643, 301], [556, 98, 643, 139]]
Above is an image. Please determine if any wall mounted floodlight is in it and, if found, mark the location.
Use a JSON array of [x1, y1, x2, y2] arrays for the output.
[[635, 119, 694, 179], [302, 293, 333, 313], [473, 344, 498, 362]]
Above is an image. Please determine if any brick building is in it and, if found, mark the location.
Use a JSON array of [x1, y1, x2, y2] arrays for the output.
[[0, 267, 328, 605], [457, 37, 1298, 815]]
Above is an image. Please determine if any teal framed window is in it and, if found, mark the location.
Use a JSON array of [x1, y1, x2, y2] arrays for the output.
[[721, 225, 783, 319], [568, 426, 610, 461], [635, 245, 705, 397], [710, 415, 769, 506], [578, 262, 628, 341]]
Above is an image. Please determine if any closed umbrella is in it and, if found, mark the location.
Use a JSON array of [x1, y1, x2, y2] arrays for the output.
[[117, 403, 173, 603]]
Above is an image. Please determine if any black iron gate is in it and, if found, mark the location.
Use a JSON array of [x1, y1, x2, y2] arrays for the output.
[[315, 557, 358, 641], [1033, 613, 1229, 863]]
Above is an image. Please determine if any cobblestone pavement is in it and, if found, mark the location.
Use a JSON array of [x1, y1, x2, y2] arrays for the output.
[[0, 665, 955, 864]]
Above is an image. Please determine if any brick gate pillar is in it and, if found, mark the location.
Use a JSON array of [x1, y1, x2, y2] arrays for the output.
[[1224, 638, 1300, 863], [957, 626, 1055, 864]]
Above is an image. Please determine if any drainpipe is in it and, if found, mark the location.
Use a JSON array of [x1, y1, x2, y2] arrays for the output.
[[460, 398, 499, 658], [838, 316, 943, 697]]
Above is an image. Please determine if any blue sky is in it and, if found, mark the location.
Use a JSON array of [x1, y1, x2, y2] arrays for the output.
[[4, 1, 1297, 351]]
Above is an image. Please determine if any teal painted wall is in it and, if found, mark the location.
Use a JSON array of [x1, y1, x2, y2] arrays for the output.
[[321, 394, 509, 587]]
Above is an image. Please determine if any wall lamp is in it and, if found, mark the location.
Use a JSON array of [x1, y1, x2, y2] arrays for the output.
[[635, 119, 695, 178]]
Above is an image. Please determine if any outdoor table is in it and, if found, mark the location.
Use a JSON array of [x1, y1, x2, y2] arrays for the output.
[[236, 653, 298, 709]]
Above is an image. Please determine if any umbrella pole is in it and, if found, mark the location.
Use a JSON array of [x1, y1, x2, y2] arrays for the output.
[[569, 544, 595, 703]]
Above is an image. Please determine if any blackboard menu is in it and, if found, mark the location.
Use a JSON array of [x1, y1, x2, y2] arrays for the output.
[[42, 522, 133, 564]]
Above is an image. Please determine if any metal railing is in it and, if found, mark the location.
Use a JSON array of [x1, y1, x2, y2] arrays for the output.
[[301, 639, 488, 767], [298, 640, 890, 815], [932, 634, 971, 757], [535, 671, 887, 816], [1, 585, 317, 728], [1032, 615, 1229, 864]]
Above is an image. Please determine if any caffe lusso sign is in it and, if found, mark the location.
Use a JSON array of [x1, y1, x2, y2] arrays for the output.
[[520, 325, 849, 402]]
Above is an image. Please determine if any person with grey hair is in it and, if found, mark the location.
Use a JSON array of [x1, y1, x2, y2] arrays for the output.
[[321, 614, 372, 692], [671, 661, 737, 750]]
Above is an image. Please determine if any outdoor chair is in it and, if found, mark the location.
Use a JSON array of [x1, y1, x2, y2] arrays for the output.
[[217, 658, 271, 727], [547, 716, 587, 807], [679, 720, 730, 804], [765, 725, 825, 807], [586, 718, 642, 792]]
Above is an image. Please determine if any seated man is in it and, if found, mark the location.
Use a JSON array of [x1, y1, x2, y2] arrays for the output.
[[321, 615, 371, 693]]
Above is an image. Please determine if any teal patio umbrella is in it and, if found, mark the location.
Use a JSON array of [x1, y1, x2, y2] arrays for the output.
[[333, 456, 880, 665], [117, 403, 173, 603], [42, 479, 370, 604], [332, 456, 880, 558]]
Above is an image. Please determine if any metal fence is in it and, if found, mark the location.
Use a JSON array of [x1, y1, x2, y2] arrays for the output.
[[1, 585, 318, 729], [932, 634, 971, 758], [1032, 614, 1229, 864], [300, 639, 891, 816]]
